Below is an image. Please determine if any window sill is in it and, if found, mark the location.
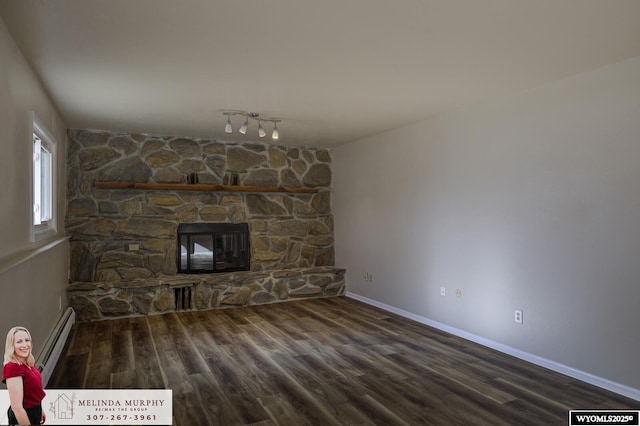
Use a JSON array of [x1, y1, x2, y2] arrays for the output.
[[33, 224, 57, 242]]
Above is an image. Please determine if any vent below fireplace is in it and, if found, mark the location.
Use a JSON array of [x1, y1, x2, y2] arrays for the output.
[[177, 223, 250, 274], [174, 286, 193, 310]]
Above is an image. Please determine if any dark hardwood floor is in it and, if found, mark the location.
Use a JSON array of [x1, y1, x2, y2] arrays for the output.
[[48, 296, 637, 425]]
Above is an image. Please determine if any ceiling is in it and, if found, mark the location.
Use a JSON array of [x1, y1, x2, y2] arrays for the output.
[[1, 1, 640, 148]]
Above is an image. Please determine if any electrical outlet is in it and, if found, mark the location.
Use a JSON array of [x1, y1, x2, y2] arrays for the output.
[[440, 287, 446, 297], [128, 243, 140, 251], [455, 289, 462, 298], [514, 309, 523, 324], [363, 272, 373, 282]]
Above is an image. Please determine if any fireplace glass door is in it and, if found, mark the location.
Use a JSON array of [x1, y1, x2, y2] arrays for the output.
[[178, 223, 249, 273]]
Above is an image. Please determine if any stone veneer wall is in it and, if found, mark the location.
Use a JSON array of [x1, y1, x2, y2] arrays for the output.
[[66, 129, 344, 320]]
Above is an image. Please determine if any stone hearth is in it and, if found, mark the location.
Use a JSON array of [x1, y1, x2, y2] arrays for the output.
[[69, 267, 345, 321]]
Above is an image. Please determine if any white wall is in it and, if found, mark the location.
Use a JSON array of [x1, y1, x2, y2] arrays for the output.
[[333, 56, 640, 393], [0, 17, 69, 359]]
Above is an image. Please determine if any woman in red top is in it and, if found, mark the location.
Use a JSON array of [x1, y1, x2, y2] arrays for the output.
[[3, 326, 46, 425]]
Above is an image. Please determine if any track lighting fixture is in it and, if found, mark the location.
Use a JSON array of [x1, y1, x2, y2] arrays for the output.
[[222, 111, 282, 140]]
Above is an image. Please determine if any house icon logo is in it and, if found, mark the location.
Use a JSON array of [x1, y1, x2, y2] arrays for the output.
[[50, 392, 75, 420]]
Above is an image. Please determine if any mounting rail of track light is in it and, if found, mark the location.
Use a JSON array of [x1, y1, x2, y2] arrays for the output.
[[222, 110, 281, 140]]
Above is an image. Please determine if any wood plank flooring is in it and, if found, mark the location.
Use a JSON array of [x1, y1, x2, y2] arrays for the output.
[[48, 296, 638, 425]]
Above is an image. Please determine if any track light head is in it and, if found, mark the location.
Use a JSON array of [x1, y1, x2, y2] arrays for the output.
[[272, 122, 279, 140], [224, 115, 232, 133], [238, 118, 249, 135], [258, 121, 266, 138]]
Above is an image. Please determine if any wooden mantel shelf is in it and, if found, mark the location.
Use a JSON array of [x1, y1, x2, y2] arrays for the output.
[[95, 181, 319, 194]]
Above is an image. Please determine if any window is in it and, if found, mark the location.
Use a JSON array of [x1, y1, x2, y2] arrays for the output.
[[31, 112, 57, 241]]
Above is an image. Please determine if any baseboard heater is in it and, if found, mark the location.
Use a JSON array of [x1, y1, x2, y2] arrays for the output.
[[36, 307, 75, 387]]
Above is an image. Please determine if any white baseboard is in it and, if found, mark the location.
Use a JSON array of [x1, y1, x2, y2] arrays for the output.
[[346, 292, 640, 402], [36, 307, 75, 387]]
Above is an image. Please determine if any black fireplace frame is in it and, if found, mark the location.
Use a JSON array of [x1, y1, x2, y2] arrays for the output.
[[177, 222, 250, 274]]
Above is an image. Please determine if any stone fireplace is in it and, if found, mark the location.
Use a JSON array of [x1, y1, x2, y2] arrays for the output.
[[65, 129, 345, 321]]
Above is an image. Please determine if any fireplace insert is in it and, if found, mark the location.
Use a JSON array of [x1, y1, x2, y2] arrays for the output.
[[177, 223, 250, 273]]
